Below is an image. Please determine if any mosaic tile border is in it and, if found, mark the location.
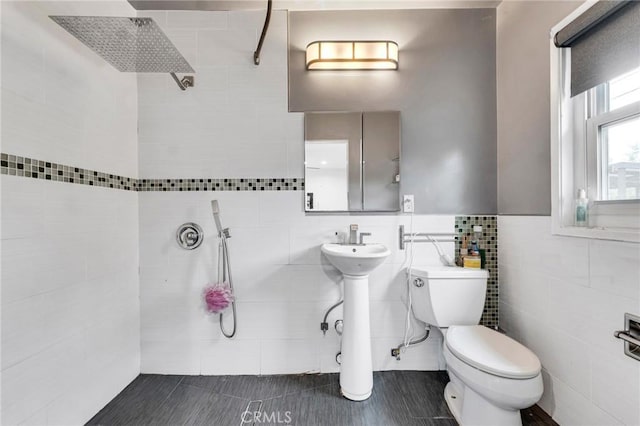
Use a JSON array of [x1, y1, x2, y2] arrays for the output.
[[137, 178, 303, 192], [454, 215, 498, 328], [1, 153, 304, 192], [1, 153, 136, 190]]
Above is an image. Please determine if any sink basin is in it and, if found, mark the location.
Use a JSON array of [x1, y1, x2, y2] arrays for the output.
[[321, 243, 391, 276]]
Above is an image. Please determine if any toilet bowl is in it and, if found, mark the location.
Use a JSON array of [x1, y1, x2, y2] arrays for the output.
[[443, 325, 543, 425], [408, 266, 543, 426]]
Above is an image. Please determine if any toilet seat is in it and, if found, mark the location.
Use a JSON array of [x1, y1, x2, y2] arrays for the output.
[[445, 325, 541, 379]]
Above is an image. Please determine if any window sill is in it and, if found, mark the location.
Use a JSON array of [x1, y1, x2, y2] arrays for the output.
[[552, 224, 640, 243]]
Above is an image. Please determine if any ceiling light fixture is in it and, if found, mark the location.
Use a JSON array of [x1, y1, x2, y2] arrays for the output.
[[305, 40, 398, 70]]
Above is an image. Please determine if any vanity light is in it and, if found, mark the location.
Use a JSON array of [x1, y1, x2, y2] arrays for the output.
[[305, 41, 398, 70]]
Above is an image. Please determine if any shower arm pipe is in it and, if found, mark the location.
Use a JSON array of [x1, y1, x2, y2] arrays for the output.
[[170, 72, 194, 91], [253, 0, 272, 65]]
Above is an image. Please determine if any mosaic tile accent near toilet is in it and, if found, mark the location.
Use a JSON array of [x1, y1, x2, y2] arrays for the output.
[[455, 216, 498, 328], [1, 153, 303, 192]]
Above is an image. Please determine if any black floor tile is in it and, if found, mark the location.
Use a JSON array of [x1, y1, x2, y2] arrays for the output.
[[86, 375, 183, 426], [521, 404, 559, 426], [283, 372, 338, 397], [182, 374, 291, 400], [392, 370, 451, 419], [86, 371, 556, 426], [150, 383, 249, 426]]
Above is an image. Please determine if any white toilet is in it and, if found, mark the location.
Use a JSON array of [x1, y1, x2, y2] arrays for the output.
[[409, 266, 543, 426]]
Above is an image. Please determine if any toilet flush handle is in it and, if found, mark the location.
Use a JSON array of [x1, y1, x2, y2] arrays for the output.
[[413, 277, 424, 287]]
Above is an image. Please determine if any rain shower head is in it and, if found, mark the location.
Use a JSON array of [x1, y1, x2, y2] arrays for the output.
[[49, 16, 195, 89]]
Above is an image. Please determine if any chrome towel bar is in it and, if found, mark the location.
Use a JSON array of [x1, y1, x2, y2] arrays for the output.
[[398, 225, 456, 250]]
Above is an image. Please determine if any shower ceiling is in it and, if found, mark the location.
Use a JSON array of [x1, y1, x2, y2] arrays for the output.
[[49, 16, 194, 73], [126, 0, 500, 10]]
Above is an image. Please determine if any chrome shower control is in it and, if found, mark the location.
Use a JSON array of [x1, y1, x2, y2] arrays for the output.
[[176, 223, 204, 250], [413, 277, 424, 287]]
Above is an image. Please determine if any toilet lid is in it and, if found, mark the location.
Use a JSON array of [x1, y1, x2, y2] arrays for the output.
[[445, 325, 541, 379]]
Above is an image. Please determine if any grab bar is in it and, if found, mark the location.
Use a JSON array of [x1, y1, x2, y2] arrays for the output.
[[398, 225, 456, 250]]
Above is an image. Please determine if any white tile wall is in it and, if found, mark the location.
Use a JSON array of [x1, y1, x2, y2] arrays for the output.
[[1, 1, 140, 424], [138, 192, 453, 375], [137, 10, 297, 179], [499, 216, 640, 426], [1, 1, 138, 177]]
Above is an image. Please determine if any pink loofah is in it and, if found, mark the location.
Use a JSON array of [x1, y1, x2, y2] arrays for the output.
[[204, 283, 234, 314]]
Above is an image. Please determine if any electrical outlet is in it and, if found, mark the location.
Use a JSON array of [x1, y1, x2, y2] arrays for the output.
[[403, 195, 414, 213]]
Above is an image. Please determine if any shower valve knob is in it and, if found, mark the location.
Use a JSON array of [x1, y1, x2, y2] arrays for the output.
[[176, 223, 204, 250]]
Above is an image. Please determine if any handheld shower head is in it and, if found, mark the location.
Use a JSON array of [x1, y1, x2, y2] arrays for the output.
[[211, 200, 228, 237]]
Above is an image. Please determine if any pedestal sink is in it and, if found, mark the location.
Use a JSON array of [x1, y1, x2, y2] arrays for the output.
[[321, 243, 391, 401]]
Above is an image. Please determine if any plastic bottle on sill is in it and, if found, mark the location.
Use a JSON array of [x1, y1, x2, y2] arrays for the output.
[[575, 188, 589, 227]]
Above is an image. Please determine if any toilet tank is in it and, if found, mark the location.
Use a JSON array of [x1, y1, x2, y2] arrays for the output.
[[408, 266, 488, 327]]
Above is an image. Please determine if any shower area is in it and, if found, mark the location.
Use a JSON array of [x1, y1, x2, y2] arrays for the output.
[[2, 1, 452, 424]]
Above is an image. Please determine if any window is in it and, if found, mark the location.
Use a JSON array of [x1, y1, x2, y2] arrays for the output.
[[551, 2, 640, 242], [586, 68, 640, 203]]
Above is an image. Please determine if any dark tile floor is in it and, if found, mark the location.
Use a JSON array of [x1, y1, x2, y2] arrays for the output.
[[87, 371, 557, 426]]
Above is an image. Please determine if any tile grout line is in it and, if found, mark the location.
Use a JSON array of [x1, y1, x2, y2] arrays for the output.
[[159, 376, 185, 407]]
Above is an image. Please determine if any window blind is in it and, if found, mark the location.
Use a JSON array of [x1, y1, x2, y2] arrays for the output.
[[554, 1, 640, 97]]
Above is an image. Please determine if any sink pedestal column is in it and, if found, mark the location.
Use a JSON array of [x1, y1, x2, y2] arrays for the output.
[[340, 274, 373, 401]]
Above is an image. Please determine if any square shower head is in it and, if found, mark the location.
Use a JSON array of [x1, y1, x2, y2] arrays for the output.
[[50, 16, 194, 73]]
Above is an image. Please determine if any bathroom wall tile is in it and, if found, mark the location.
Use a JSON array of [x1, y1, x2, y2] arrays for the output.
[[589, 239, 640, 301], [2, 3, 140, 424], [497, 301, 521, 341], [228, 9, 287, 31], [232, 264, 341, 303], [1, 177, 46, 239], [18, 407, 48, 426], [370, 301, 409, 339], [1, 334, 86, 425], [260, 339, 321, 375], [590, 345, 640, 426], [549, 373, 622, 426], [584, 288, 637, 353], [166, 11, 228, 29], [319, 333, 342, 373], [499, 215, 639, 425], [141, 340, 201, 375], [140, 10, 167, 26], [546, 277, 593, 344], [197, 29, 257, 67], [201, 339, 261, 375], [368, 264, 406, 302], [538, 327, 591, 399], [258, 191, 305, 226], [1, 26, 46, 104]]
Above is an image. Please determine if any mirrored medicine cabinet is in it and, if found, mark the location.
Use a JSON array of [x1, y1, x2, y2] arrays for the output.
[[304, 111, 400, 212]]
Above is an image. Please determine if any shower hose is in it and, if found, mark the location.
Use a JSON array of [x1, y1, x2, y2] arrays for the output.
[[218, 233, 237, 338]]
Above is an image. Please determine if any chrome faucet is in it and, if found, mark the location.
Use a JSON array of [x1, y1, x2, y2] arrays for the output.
[[359, 232, 371, 245], [349, 224, 358, 244]]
